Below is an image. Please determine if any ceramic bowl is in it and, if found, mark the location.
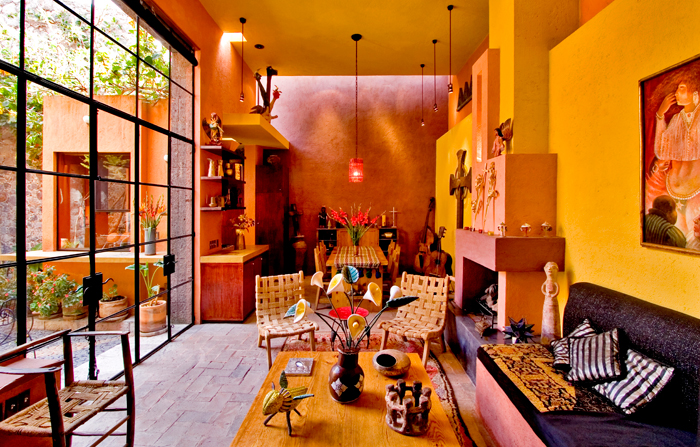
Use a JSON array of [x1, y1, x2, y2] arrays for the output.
[[372, 349, 411, 377]]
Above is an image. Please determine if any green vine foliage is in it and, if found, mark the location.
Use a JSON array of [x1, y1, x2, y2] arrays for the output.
[[0, 0, 170, 169]]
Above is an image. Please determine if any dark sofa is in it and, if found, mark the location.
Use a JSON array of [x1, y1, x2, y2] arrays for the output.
[[476, 282, 700, 447]]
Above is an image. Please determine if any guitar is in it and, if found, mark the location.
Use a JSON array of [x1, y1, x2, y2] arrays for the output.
[[424, 226, 453, 277], [413, 198, 436, 274]]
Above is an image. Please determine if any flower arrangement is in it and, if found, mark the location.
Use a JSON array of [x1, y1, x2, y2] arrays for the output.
[[139, 193, 166, 229], [28, 265, 78, 318], [126, 261, 164, 307], [285, 266, 418, 351], [232, 214, 255, 232], [329, 205, 381, 246]]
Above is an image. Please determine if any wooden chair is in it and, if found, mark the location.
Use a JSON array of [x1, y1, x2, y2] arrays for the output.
[[383, 246, 401, 292], [379, 272, 449, 366], [0, 330, 135, 447], [256, 271, 318, 369], [312, 248, 332, 310]]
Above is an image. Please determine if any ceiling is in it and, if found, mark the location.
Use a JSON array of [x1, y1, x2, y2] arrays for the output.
[[197, 0, 489, 76]]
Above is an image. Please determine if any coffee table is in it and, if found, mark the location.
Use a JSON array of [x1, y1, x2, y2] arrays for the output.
[[230, 351, 461, 446]]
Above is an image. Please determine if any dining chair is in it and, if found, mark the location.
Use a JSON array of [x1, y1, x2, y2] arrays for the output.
[[0, 330, 135, 447], [383, 246, 401, 293], [379, 272, 449, 366], [256, 271, 318, 369]]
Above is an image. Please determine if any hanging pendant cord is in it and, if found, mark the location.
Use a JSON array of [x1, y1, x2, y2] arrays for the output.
[[433, 40, 437, 106], [421, 64, 425, 121], [449, 7, 452, 87], [355, 39, 358, 159], [240, 18, 246, 101]]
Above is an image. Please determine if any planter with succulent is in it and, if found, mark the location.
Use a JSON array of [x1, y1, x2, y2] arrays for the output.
[[126, 261, 166, 335], [99, 283, 128, 322], [28, 266, 77, 319]]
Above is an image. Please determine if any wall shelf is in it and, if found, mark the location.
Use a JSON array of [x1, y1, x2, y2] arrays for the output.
[[222, 113, 290, 149], [200, 176, 245, 184], [201, 145, 245, 159], [201, 207, 246, 212]]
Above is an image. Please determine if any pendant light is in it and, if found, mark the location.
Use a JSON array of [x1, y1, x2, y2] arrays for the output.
[[420, 64, 425, 127], [432, 39, 438, 112], [447, 5, 454, 94], [349, 33, 363, 183], [239, 17, 246, 102]]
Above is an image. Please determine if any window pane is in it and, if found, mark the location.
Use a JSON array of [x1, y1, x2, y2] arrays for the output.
[[170, 82, 192, 138], [138, 64, 169, 129], [97, 109, 135, 178], [25, 0, 90, 96], [27, 173, 47, 254], [0, 266, 21, 352], [170, 281, 192, 333], [95, 180, 133, 250], [170, 236, 192, 287], [27, 81, 90, 171], [138, 23, 169, 76], [171, 50, 192, 93], [0, 170, 15, 259], [138, 184, 167, 254], [94, 31, 136, 115], [94, 0, 137, 49], [170, 138, 192, 188], [0, 0, 20, 66], [0, 70, 17, 168], [170, 188, 192, 239], [59, 0, 91, 23], [140, 125, 167, 186], [137, 251, 167, 357]]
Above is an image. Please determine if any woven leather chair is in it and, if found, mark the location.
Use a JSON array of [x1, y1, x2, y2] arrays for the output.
[[0, 330, 134, 447], [256, 271, 318, 369], [379, 272, 449, 366]]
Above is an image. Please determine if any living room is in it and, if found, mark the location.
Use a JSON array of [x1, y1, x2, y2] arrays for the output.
[[0, 0, 699, 446]]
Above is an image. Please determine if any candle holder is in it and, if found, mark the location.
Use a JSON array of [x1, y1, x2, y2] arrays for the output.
[[541, 222, 553, 236], [385, 379, 432, 436], [497, 222, 507, 237], [520, 223, 531, 237]]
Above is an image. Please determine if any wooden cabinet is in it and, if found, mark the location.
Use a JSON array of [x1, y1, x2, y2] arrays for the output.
[[378, 227, 399, 255], [200, 246, 268, 322], [317, 228, 398, 255], [316, 228, 337, 256]]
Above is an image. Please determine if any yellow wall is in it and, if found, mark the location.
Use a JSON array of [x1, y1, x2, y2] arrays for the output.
[[436, 116, 472, 263], [550, 0, 700, 317]]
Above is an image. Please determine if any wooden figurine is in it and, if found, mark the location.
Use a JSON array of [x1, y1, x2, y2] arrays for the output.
[[491, 118, 513, 157], [201, 112, 224, 145], [262, 371, 314, 436], [540, 261, 561, 345], [385, 379, 432, 436]]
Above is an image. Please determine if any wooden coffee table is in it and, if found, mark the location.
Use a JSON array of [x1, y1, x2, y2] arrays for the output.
[[230, 351, 461, 446]]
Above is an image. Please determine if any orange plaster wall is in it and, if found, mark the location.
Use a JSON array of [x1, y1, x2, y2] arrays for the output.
[[448, 36, 489, 130], [580, 0, 616, 26], [151, 0, 259, 323]]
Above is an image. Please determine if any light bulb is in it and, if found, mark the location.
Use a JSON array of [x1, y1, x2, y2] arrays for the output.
[[239, 93, 244, 102], [421, 119, 425, 127], [448, 83, 453, 94], [433, 104, 438, 112]]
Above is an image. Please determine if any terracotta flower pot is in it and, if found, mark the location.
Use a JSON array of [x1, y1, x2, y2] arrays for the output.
[[140, 300, 167, 334], [99, 296, 128, 322], [62, 304, 87, 320]]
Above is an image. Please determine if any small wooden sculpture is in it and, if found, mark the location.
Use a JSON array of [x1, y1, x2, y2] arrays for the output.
[[250, 66, 281, 121], [540, 261, 561, 345], [262, 371, 314, 436], [492, 118, 513, 157], [449, 149, 472, 229], [482, 162, 499, 229], [201, 112, 224, 145], [385, 379, 432, 436]]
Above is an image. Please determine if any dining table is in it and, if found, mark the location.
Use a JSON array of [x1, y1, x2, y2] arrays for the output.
[[326, 246, 388, 311]]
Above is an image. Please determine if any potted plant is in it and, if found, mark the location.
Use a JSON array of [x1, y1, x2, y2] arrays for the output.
[[99, 283, 128, 322], [231, 214, 255, 249], [62, 285, 87, 320], [329, 205, 380, 254], [140, 193, 166, 255], [126, 261, 166, 335], [28, 266, 77, 319]]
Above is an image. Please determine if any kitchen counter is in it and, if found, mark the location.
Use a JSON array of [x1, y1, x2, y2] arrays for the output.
[[200, 245, 269, 264]]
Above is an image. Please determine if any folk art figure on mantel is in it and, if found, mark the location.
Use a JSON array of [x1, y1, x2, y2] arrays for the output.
[[642, 54, 700, 253]]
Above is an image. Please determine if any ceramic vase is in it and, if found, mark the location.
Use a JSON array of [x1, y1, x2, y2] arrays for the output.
[[144, 228, 156, 255], [235, 230, 246, 250], [372, 349, 411, 377], [328, 347, 364, 404]]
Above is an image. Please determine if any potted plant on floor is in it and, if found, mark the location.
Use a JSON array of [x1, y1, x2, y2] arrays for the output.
[[62, 284, 87, 320], [99, 283, 128, 322], [28, 266, 77, 319], [126, 261, 166, 335]]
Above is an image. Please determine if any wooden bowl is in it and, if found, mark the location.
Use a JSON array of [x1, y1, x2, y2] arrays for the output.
[[372, 349, 411, 377]]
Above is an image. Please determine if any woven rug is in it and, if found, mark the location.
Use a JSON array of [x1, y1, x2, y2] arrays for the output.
[[283, 333, 476, 447]]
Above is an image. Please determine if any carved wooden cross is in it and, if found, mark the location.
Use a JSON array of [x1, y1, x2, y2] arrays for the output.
[[449, 149, 472, 229]]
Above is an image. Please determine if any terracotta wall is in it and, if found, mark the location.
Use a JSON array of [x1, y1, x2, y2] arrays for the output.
[[448, 36, 489, 130], [271, 76, 448, 273], [580, 0, 616, 26]]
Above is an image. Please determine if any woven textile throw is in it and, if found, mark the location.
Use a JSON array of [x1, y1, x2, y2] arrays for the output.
[[333, 246, 380, 269], [482, 343, 577, 412]]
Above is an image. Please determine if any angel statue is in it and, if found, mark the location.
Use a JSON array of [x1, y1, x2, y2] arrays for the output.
[[492, 118, 513, 157], [201, 112, 224, 145]]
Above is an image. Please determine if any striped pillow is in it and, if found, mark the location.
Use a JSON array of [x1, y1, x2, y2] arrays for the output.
[[566, 328, 624, 383], [551, 319, 598, 370], [593, 349, 674, 414]]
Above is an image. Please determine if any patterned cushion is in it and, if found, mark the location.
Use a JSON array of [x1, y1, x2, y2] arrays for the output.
[[593, 349, 675, 414], [551, 318, 598, 370], [567, 328, 624, 383]]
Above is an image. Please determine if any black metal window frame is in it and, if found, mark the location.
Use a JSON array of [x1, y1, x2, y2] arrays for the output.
[[0, 0, 196, 372]]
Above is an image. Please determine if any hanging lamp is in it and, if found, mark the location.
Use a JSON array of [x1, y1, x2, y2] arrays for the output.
[[433, 39, 438, 112], [447, 5, 454, 94], [349, 33, 363, 183], [239, 17, 246, 102], [421, 64, 425, 127]]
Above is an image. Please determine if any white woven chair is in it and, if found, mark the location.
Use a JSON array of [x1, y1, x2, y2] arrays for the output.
[[379, 272, 449, 366], [256, 271, 318, 369]]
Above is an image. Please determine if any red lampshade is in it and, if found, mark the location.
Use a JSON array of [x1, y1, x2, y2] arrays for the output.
[[349, 158, 363, 182]]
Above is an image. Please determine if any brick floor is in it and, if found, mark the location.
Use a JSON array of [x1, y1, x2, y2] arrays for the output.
[[70, 311, 494, 447]]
